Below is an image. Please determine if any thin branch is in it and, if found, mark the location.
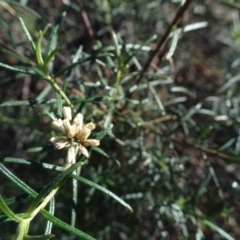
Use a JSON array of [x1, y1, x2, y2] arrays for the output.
[[154, 127, 240, 164], [77, 0, 111, 82], [121, 0, 192, 111], [77, 0, 96, 46]]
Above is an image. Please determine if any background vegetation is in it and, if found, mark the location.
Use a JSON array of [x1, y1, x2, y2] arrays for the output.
[[1, 0, 240, 239]]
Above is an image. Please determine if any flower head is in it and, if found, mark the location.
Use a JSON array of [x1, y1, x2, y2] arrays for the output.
[[50, 106, 100, 164]]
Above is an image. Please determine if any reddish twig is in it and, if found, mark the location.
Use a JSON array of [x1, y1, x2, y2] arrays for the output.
[[77, 0, 96, 46], [77, 0, 111, 82], [151, 126, 240, 164], [120, 0, 192, 111]]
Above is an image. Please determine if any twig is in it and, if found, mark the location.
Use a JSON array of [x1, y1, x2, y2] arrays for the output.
[[77, 0, 111, 82], [120, 0, 192, 111], [77, 0, 96, 46], [157, 128, 240, 164]]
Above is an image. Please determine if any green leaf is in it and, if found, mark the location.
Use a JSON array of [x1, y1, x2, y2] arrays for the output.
[[44, 198, 55, 235], [53, 53, 113, 77], [2, 156, 131, 211], [0, 163, 37, 198], [112, 30, 121, 58], [41, 210, 96, 240], [31, 66, 46, 77], [5, 0, 41, 18], [27, 161, 83, 213], [73, 175, 133, 212], [202, 220, 235, 240], [62, 45, 83, 92], [22, 234, 55, 240], [217, 73, 240, 93], [171, 86, 196, 98], [165, 25, 179, 60], [92, 146, 110, 158], [4, 157, 31, 165], [43, 47, 60, 70], [92, 146, 121, 166], [0, 99, 56, 107], [0, 195, 22, 222], [96, 124, 113, 140], [27, 147, 44, 153], [19, 17, 35, 51], [123, 35, 157, 65], [0, 163, 95, 239], [2, 157, 64, 172], [45, 12, 66, 58], [36, 30, 44, 66], [1, 49, 30, 64], [0, 62, 33, 75], [195, 126, 213, 142]]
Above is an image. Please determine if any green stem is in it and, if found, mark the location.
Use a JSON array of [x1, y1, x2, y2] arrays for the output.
[[115, 68, 122, 86], [45, 76, 76, 113], [16, 219, 31, 240]]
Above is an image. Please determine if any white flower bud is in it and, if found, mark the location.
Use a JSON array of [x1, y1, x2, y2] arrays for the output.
[[78, 144, 89, 157], [52, 119, 65, 133], [62, 106, 72, 121], [66, 145, 76, 164], [83, 139, 100, 146]]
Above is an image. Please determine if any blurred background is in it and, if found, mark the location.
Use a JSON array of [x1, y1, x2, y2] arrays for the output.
[[1, 0, 240, 239]]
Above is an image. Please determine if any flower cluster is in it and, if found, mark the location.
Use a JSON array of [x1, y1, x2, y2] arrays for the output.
[[50, 106, 100, 164]]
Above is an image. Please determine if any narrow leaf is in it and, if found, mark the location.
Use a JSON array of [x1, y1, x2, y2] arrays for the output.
[[202, 220, 234, 240], [36, 30, 44, 66], [27, 147, 43, 153], [0, 163, 37, 198], [0, 163, 95, 239], [43, 47, 60, 70], [0, 99, 56, 107], [165, 26, 179, 60], [96, 124, 113, 140], [73, 175, 133, 212], [0, 195, 22, 222], [27, 161, 83, 213], [21, 234, 55, 240], [5, 0, 41, 18], [44, 198, 55, 235], [4, 157, 31, 165], [54, 53, 113, 77], [19, 17, 35, 51], [45, 12, 66, 57], [41, 210, 96, 240], [0, 62, 32, 75]]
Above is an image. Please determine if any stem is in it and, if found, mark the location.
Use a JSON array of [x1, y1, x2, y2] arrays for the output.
[[46, 76, 76, 113], [120, 0, 192, 111], [115, 65, 122, 86], [30, 188, 59, 219], [16, 219, 31, 240], [71, 167, 81, 227]]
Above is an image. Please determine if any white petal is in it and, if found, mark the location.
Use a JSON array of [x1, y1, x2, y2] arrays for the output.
[[50, 136, 67, 143], [75, 128, 91, 141], [66, 146, 76, 164], [52, 119, 65, 133], [62, 106, 72, 121], [84, 122, 95, 130], [79, 144, 89, 157], [63, 119, 75, 138], [73, 113, 83, 130], [50, 137, 69, 149], [83, 139, 100, 147]]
